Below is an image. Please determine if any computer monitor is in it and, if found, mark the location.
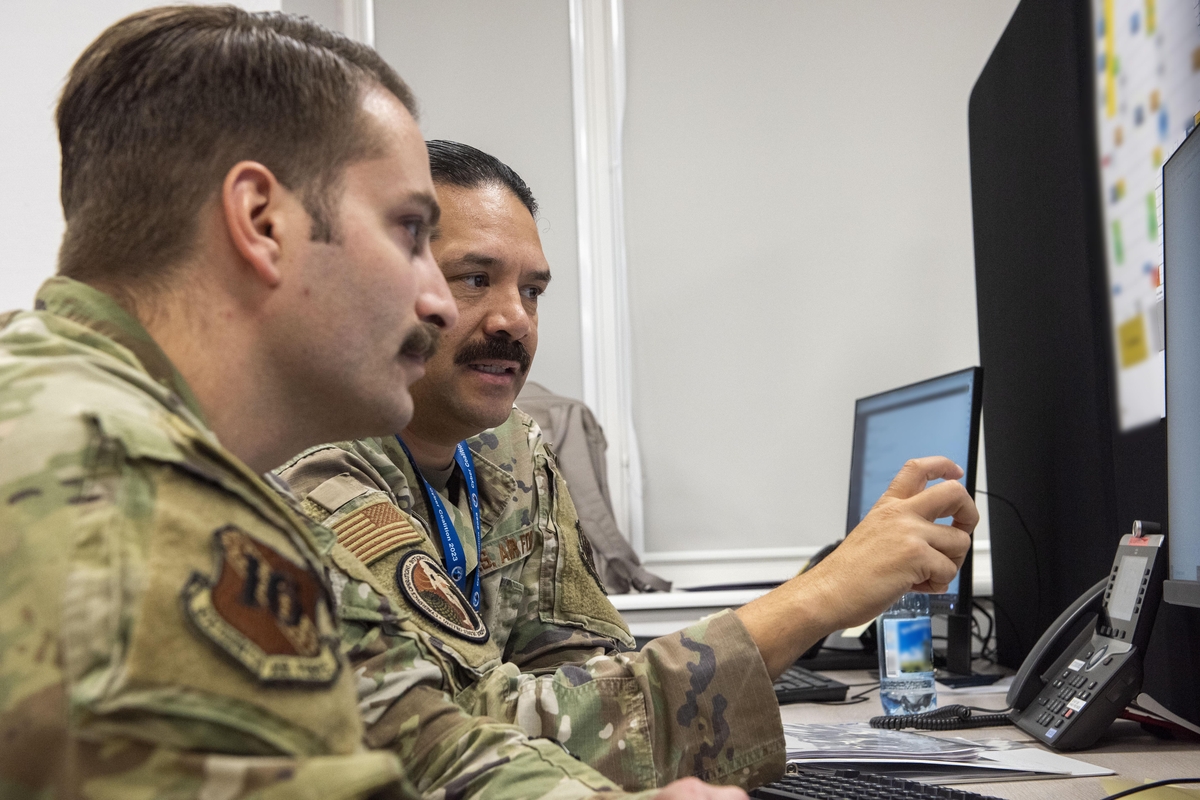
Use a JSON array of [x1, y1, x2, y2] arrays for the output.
[[846, 367, 983, 674], [1163, 126, 1200, 609]]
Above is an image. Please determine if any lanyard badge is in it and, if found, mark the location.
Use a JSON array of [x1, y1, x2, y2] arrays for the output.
[[395, 436, 483, 610]]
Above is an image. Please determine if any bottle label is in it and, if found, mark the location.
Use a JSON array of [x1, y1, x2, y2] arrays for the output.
[[882, 617, 934, 678]]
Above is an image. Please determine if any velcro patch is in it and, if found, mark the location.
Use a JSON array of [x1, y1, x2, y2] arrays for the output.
[[182, 526, 341, 685], [478, 530, 535, 575], [331, 498, 422, 564], [307, 472, 370, 513], [395, 551, 489, 643]]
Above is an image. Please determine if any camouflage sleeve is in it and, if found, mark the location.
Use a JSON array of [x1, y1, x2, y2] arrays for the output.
[[458, 609, 787, 792], [462, 429, 786, 791], [327, 546, 658, 800], [0, 415, 413, 798]]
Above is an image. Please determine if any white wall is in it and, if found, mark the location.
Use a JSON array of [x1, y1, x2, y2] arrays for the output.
[[0, 0, 280, 315], [622, 1, 1017, 581], [370, 0, 585, 402]]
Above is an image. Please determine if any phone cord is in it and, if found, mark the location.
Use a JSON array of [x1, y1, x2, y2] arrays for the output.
[[869, 704, 1014, 731]]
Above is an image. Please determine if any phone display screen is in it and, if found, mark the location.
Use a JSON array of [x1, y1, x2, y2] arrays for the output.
[[1109, 554, 1147, 621]]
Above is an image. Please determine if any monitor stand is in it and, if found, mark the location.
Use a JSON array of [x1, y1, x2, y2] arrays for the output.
[[934, 615, 1004, 688]]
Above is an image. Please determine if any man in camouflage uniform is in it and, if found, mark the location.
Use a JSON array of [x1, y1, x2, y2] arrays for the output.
[[0, 9, 747, 800], [278, 143, 979, 791]]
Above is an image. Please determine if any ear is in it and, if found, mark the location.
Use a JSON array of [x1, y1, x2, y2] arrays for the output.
[[221, 161, 295, 288]]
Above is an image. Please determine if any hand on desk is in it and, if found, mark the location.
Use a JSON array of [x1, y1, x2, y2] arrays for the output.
[[736, 456, 977, 679]]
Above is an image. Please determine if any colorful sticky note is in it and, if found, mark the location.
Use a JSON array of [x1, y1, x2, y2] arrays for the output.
[[1145, 0, 1156, 34], [1149, 90, 1160, 112], [1112, 220, 1125, 265], [1147, 193, 1158, 241], [1119, 314, 1150, 368], [1153, 146, 1163, 168]]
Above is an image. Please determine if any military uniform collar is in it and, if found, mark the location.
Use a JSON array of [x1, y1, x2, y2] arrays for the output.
[[462, 444, 517, 529], [383, 435, 515, 536], [35, 276, 207, 423]]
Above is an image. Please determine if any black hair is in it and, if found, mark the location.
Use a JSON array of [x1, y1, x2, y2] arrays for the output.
[[426, 140, 538, 217]]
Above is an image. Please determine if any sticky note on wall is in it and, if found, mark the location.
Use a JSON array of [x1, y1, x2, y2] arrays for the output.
[[1119, 314, 1150, 368]]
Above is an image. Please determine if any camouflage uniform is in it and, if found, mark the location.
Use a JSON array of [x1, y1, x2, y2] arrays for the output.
[[0, 277, 654, 800], [277, 410, 786, 791]]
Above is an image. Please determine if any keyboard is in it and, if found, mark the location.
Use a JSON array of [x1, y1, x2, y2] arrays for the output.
[[752, 767, 1004, 800], [773, 664, 849, 704]]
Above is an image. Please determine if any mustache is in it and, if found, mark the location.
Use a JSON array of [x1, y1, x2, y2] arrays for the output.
[[400, 322, 441, 362], [454, 337, 531, 374]]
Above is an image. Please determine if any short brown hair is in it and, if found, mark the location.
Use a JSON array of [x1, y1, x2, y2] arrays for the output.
[[56, 5, 417, 291]]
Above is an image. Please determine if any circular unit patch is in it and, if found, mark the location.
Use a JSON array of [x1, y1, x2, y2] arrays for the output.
[[395, 551, 489, 642]]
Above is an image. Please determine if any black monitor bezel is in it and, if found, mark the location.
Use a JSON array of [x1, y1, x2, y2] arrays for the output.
[[1163, 124, 1200, 607]]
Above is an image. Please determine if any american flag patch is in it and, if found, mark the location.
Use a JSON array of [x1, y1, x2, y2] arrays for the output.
[[331, 499, 422, 564]]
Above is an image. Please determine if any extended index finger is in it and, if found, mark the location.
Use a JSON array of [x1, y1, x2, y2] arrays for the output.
[[878, 457, 965, 502]]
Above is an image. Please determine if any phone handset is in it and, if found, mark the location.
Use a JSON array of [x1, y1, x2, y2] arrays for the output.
[[1009, 522, 1167, 751], [1007, 577, 1106, 710]]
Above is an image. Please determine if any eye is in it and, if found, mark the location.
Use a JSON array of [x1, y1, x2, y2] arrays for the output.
[[521, 285, 544, 301], [461, 274, 488, 289], [399, 218, 430, 255]]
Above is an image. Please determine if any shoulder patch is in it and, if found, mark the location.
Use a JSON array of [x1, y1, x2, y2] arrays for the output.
[[331, 497, 422, 564], [181, 526, 341, 685], [307, 472, 370, 513], [395, 551, 489, 643]]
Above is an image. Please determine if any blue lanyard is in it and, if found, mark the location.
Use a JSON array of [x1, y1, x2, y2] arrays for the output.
[[395, 436, 483, 610]]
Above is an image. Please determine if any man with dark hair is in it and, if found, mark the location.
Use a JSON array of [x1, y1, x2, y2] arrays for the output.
[[279, 142, 977, 791], [0, 9, 743, 800]]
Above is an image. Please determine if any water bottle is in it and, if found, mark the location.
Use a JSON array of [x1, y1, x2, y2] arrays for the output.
[[877, 592, 937, 715]]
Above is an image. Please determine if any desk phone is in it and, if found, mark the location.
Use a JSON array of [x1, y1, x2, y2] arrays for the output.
[[1009, 523, 1167, 750]]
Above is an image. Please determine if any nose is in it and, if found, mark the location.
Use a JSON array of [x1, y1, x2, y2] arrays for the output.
[[482, 284, 532, 341], [414, 249, 458, 331]]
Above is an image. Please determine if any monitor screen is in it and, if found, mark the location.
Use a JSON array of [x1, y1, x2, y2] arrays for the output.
[[1091, 0, 1200, 432], [846, 367, 982, 613], [1164, 125, 1200, 603]]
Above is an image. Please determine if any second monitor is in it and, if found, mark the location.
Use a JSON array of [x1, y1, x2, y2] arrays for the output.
[[846, 366, 983, 675]]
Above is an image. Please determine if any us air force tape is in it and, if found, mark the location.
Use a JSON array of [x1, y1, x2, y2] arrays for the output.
[[394, 551, 489, 642]]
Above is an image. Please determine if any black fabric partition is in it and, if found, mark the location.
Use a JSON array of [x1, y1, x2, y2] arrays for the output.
[[970, 0, 1118, 667], [969, 0, 1198, 726]]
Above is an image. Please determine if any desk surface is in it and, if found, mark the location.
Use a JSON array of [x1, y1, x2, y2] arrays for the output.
[[780, 671, 1199, 800]]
